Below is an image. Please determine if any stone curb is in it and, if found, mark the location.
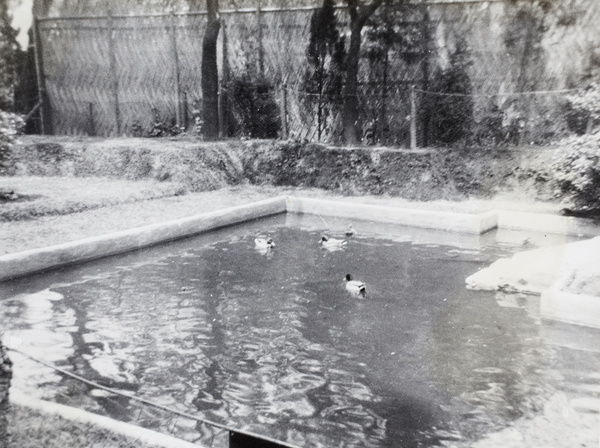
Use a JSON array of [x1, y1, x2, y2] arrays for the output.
[[10, 389, 205, 448]]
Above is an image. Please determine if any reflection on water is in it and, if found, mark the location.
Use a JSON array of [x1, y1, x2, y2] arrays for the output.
[[1, 214, 599, 447]]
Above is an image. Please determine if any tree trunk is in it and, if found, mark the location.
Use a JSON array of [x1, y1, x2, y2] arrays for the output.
[[202, 0, 220, 140], [341, 0, 385, 145]]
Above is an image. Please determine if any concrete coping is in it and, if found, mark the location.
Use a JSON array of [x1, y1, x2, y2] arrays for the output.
[[541, 284, 600, 330], [0, 195, 598, 283]]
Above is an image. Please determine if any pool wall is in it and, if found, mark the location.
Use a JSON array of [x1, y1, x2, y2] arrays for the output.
[[1, 195, 598, 283], [286, 196, 499, 234]]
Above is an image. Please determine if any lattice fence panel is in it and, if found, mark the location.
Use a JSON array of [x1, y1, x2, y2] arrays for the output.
[[175, 14, 206, 131], [112, 16, 177, 136], [221, 12, 260, 79], [40, 19, 115, 135], [39, 14, 207, 136], [261, 9, 313, 84]]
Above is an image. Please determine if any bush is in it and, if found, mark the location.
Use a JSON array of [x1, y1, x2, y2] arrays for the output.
[[0, 110, 24, 173], [553, 131, 600, 210], [227, 76, 280, 139], [564, 83, 600, 134]]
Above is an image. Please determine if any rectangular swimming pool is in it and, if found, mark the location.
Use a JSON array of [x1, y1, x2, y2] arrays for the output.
[[1, 213, 599, 448]]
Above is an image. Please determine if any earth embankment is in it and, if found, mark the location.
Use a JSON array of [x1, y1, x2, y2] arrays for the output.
[[5, 136, 562, 203]]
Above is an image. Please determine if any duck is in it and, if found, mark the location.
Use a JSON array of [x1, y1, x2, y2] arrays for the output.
[[345, 224, 356, 237], [344, 274, 366, 298], [319, 235, 348, 249], [254, 237, 275, 250]]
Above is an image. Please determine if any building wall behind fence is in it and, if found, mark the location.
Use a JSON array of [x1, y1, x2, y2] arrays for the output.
[[35, 1, 600, 142]]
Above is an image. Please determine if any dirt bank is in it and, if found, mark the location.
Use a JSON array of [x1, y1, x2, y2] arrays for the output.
[[5, 136, 565, 204]]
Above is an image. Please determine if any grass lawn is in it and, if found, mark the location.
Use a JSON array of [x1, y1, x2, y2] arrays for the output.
[[0, 176, 187, 221], [8, 404, 189, 448]]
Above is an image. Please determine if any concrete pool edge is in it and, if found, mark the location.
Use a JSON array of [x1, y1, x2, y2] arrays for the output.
[[285, 196, 499, 234], [10, 388, 206, 448], [0, 196, 287, 282], [541, 285, 600, 330], [1, 195, 599, 283]]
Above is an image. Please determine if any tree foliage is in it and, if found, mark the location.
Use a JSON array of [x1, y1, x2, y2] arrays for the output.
[[303, 0, 345, 141], [425, 39, 474, 145], [305, 0, 345, 94], [341, 0, 386, 145], [553, 131, 600, 211], [554, 82, 600, 211], [565, 82, 600, 134], [0, 1, 19, 110]]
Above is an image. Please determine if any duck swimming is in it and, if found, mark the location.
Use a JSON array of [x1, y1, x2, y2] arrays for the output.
[[344, 274, 366, 298], [255, 237, 275, 249], [345, 224, 356, 237], [319, 235, 348, 249]]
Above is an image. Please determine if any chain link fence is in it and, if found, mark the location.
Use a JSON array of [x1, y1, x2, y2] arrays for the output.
[[278, 84, 577, 148]]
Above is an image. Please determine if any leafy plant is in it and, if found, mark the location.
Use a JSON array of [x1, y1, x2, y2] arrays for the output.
[[0, 110, 24, 173], [564, 82, 600, 134], [228, 76, 280, 139], [553, 131, 600, 210], [147, 108, 183, 137]]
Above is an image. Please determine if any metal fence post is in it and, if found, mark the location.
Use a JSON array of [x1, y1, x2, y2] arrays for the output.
[[107, 12, 120, 136], [280, 84, 288, 139], [219, 20, 230, 138], [170, 11, 182, 128], [88, 102, 95, 136], [182, 91, 189, 131], [420, 5, 430, 148], [410, 85, 417, 150], [32, 16, 49, 135], [256, 3, 264, 77]]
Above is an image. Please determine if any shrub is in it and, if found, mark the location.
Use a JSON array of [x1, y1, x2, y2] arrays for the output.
[[228, 76, 280, 139], [0, 110, 24, 173], [564, 82, 600, 134], [553, 131, 600, 210]]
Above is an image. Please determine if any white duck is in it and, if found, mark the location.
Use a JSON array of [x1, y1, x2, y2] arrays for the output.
[[319, 235, 348, 249], [255, 237, 275, 250], [344, 274, 366, 298]]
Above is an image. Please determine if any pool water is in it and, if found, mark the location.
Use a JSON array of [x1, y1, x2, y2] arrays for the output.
[[1, 213, 599, 447]]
